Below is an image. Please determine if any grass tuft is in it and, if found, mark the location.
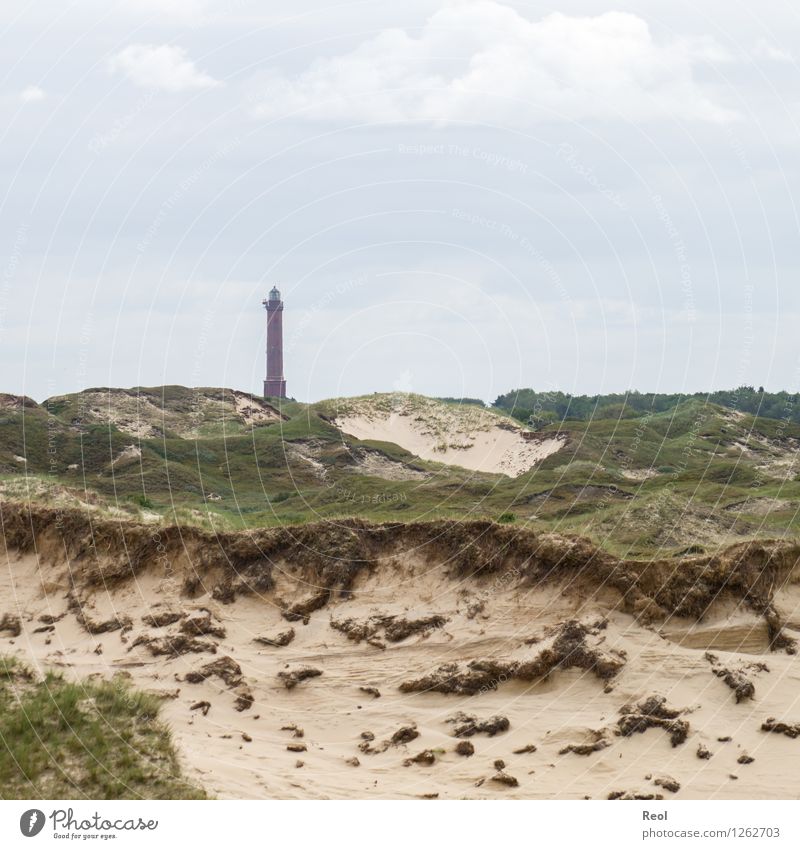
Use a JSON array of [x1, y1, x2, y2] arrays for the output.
[[0, 659, 206, 800]]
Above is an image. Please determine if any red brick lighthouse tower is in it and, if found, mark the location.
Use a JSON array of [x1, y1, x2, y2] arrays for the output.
[[263, 286, 287, 398]]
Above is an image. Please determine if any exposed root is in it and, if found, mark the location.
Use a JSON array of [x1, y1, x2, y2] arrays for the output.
[[142, 611, 184, 628], [329, 616, 385, 643], [617, 696, 689, 747], [38, 613, 63, 625], [185, 656, 243, 687], [132, 634, 217, 657], [180, 610, 226, 638], [233, 559, 275, 594], [654, 776, 681, 793], [357, 725, 419, 755], [233, 686, 254, 712], [400, 620, 623, 695], [704, 652, 762, 703], [357, 731, 385, 755], [491, 770, 519, 787], [183, 657, 253, 712], [0, 613, 21, 637], [278, 666, 323, 690], [254, 628, 295, 648], [330, 613, 447, 644], [761, 717, 800, 738], [514, 620, 624, 681], [403, 749, 436, 766], [384, 615, 447, 642], [609, 791, 664, 800], [559, 731, 609, 756], [399, 659, 510, 696], [85, 615, 132, 634], [446, 712, 509, 738], [390, 725, 419, 746], [281, 590, 331, 623]]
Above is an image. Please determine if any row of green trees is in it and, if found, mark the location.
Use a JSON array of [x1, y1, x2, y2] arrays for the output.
[[492, 386, 800, 427]]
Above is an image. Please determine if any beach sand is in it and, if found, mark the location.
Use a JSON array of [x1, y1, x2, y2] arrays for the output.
[[2, 521, 799, 800]]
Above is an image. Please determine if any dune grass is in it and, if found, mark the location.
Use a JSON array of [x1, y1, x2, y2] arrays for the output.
[[0, 657, 206, 800], [2, 389, 800, 557]]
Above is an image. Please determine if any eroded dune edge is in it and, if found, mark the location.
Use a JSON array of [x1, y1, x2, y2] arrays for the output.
[[2, 502, 800, 799]]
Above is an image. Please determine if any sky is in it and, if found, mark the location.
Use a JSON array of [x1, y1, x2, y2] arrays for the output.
[[1, 0, 799, 403]]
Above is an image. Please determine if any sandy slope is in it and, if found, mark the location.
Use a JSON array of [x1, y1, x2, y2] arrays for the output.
[[332, 394, 564, 477], [2, 514, 800, 800], [41, 387, 282, 439]]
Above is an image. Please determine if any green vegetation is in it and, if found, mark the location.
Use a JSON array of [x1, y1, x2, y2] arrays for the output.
[[494, 386, 800, 426], [435, 396, 487, 407], [1, 386, 799, 557], [0, 657, 206, 799]]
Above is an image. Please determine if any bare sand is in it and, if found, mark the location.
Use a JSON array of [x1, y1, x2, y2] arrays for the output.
[[332, 395, 564, 477], [3, 521, 800, 800]]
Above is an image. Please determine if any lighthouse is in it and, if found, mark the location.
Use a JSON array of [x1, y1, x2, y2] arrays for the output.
[[263, 286, 287, 399]]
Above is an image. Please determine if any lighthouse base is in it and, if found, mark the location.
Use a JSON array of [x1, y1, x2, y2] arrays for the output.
[[264, 378, 286, 399]]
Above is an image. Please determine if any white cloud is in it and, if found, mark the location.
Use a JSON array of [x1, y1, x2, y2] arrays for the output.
[[109, 44, 220, 92], [19, 85, 45, 103], [252, 3, 736, 124], [754, 38, 793, 63]]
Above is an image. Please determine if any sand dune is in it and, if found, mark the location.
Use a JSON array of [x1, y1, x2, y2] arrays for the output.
[[2, 505, 800, 799], [331, 394, 565, 477]]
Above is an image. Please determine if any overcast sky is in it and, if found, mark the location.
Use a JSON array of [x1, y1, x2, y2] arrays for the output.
[[2, 0, 799, 403]]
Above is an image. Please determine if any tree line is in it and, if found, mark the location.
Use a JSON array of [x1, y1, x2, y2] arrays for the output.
[[492, 386, 800, 428]]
